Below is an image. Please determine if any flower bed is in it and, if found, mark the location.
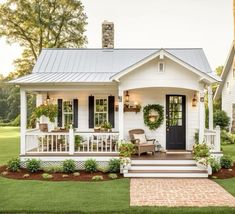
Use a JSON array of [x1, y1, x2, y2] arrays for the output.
[[210, 163, 235, 179], [0, 165, 123, 182]]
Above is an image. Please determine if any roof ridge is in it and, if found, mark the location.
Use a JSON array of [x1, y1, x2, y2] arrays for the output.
[[41, 48, 203, 51]]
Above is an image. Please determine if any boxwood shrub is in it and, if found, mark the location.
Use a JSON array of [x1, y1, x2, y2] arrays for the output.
[[220, 155, 233, 169], [84, 159, 97, 173], [26, 159, 41, 173], [108, 158, 120, 173], [7, 157, 20, 172], [62, 159, 76, 173]]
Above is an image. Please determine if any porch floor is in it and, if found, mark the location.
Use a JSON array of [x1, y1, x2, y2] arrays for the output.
[[131, 152, 193, 160]]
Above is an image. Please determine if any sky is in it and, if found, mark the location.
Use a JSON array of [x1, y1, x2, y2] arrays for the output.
[[0, 0, 233, 76]]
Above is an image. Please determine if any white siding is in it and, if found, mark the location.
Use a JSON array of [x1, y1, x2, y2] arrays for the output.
[[222, 65, 235, 130], [123, 88, 198, 150], [119, 58, 203, 91], [38, 87, 119, 132]]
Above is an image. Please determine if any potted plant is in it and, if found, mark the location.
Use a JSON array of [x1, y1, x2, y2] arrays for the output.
[[192, 143, 210, 169], [100, 121, 112, 132], [118, 140, 135, 173], [33, 104, 58, 132]]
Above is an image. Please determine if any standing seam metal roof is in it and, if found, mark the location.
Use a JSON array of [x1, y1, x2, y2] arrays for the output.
[[10, 48, 215, 84]]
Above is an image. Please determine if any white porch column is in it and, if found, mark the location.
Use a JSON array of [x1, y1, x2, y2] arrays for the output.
[[69, 128, 74, 155], [208, 85, 213, 130], [20, 88, 27, 155], [118, 88, 124, 140], [36, 93, 43, 126], [199, 91, 205, 144], [214, 125, 221, 152]]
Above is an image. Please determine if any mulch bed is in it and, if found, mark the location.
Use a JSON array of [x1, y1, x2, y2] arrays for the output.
[[209, 163, 235, 179], [0, 165, 123, 182]]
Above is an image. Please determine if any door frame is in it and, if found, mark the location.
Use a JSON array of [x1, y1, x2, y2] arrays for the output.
[[165, 94, 186, 150]]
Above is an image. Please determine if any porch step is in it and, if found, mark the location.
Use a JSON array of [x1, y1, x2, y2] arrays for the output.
[[130, 165, 201, 171], [131, 159, 196, 165], [166, 150, 192, 155], [124, 172, 208, 178], [123, 159, 208, 178]]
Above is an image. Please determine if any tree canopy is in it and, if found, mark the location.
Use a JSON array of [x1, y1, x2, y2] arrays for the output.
[[0, 0, 88, 124], [0, 0, 87, 76]]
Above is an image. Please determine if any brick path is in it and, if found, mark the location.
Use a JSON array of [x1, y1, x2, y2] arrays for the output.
[[130, 178, 235, 207]]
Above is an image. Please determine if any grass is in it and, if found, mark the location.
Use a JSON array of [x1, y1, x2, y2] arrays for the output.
[[0, 126, 19, 165], [0, 127, 235, 213], [0, 176, 235, 214], [216, 178, 235, 196], [222, 144, 235, 161]]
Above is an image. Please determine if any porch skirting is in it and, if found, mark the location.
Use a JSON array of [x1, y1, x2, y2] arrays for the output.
[[20, 155, 119, 170]]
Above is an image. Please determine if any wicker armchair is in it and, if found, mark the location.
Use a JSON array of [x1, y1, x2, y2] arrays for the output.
[[129, 129, 156, 156]]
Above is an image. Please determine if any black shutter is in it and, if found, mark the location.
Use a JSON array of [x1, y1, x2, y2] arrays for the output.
[[88, 96, 94, 128], [73, 99, 78, 128], [57, 99, 63, 127], [108, 96, 115, 128]]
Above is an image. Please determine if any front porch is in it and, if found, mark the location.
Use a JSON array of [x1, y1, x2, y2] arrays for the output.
[[20, 85, 221, 158]]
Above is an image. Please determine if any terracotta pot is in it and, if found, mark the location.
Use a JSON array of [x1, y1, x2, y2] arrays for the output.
[[39, 123, 48, 132]]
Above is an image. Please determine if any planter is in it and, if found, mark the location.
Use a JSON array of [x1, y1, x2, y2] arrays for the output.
[[39, 123, 48, 132]]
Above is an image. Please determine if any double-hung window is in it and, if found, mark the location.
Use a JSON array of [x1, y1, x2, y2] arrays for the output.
[[94, 98, 108, 126], [63, 101, 73, 128]]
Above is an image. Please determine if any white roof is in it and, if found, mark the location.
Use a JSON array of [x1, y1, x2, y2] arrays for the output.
[[10, 48, 217, 84]]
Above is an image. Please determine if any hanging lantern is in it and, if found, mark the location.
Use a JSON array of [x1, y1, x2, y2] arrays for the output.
[[125, 91, 129, 103], [46, 92, 50, 104]]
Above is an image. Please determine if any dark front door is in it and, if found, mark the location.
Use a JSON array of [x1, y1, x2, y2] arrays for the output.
[[166, 95, 186, 150]]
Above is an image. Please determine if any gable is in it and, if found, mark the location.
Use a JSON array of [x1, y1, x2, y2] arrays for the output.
[[214, 43, 235, 99], [113, 49, 219, 84], [119, 57, 204, 91]]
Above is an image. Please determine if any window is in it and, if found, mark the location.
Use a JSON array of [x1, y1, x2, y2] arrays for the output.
[[95, 98, 108, 126], [63, 101, 73, 128], [158, 61, 165, 72], [226, 82, 230, 89], [233, 68, 235, 78]]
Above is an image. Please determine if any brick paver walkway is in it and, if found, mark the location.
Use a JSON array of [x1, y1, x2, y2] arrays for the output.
[[130, 178, 235, 207]]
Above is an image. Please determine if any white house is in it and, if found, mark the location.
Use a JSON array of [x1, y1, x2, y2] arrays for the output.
[[10, 21, 221, 177], [214, 43, 235, 132]]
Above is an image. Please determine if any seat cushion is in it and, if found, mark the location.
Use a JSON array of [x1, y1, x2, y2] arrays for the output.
[[133, 133, 147, 144]]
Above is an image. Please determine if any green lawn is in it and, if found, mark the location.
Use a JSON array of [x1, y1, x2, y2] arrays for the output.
[[0, 126, 19, 165], [222, 144, 235, 161], [0, 127, 235, 213]]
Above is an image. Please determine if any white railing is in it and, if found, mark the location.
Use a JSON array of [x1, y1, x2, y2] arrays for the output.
[[25, 129, 119, 154], [204, 126, 221, 152], [25, 131, 69, 153], [74, 132, 119, 153]]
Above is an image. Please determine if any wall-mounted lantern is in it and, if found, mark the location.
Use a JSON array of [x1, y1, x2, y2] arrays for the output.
[[46, 92, 50, 104], [192, 94, 197, 107], [125, 91, 129, 103]]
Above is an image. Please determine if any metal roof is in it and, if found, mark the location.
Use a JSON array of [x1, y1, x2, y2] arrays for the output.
[[10, 48, 215, 84]]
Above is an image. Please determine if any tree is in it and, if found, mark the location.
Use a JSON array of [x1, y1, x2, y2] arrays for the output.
[[0, 0, 87, 76], [0, 0, 88, 124]]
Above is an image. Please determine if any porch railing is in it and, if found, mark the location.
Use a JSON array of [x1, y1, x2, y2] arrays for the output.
[[204, 126, 221, 153], [25, 129, 119, 154]]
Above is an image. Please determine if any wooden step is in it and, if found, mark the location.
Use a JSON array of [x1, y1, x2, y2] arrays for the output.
[[124, 172, 208, 178], [131, 163, 196, 166], [128, 169, 207, 173]]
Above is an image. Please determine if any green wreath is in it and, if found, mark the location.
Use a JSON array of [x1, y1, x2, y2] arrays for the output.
[[143, 104, 164, 130]]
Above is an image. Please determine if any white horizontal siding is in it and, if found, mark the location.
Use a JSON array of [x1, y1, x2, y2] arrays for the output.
[[222, 65, 235, 130]]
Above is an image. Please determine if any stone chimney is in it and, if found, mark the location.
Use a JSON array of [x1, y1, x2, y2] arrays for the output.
[[102, 20, 114, 49]]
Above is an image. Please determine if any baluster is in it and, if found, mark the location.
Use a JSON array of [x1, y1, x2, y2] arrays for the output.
[[110, 135, 112, 152], [46, 135, 49, 152], [105, 135, 108, 152], [56, 135, 58, 152]]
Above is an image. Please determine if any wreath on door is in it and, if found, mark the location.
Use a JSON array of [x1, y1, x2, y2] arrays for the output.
[[143, 104, 164, 130]]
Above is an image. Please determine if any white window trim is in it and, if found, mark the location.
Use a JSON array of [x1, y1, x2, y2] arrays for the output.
[[62, 100, 73, 128], [94, 97, 108, 126]]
